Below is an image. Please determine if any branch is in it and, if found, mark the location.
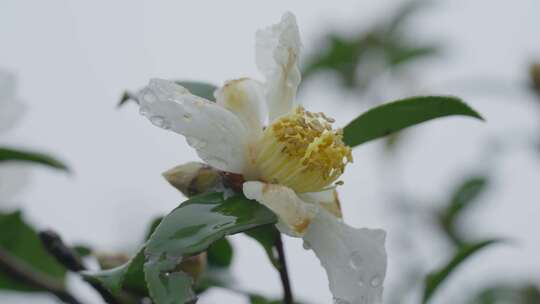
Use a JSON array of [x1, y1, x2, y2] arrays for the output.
[[0, 248, 82, 304], [39, 230, 121, 304], [275, 233, 294, 304]]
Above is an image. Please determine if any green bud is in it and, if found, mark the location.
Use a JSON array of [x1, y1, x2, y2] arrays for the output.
[[162, 162, 221, 197]]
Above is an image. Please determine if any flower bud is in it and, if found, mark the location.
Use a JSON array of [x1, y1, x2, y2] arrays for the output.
[[162, 162, 221, 197], [175, 252, 207, 282]]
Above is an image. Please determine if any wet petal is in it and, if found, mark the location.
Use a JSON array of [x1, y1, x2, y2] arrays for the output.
[[304, 210, 387, 304], [215, 78, 266, 138], [139, 79, 249, 173], [299, 189, 342, 218], [0, 70, 25, 133], [243, 181, 317, 236], [0, 164, 31, 208], [256, 12, 302, 121]]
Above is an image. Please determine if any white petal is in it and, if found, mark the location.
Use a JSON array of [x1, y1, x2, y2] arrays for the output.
[[256, 12, 302, 121], [215, 78, 266, 138], [304, 210, 387, 304], [0, 70, 25, 133], [299, 189, 342, 218], [243, 181, 318, 236], [0, 164, 30, 207], [139, 79, 249, 173]]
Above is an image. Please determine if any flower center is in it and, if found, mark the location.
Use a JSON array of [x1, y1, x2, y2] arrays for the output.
[[255, 106, 352, 193]]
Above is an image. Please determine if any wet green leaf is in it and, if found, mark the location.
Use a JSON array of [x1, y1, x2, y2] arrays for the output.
[[423, 239, 502, 303], [82, 249, 145, 296], [144, 258, 196, 304], [207, 237, 233, 268], [344, 96, 483, 147], [0, 211, 66, 291], [143, 192, 276, 304], [0, 147, 69, 171]]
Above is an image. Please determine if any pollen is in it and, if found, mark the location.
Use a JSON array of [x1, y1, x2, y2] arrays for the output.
[[255, 106, 353, 193]]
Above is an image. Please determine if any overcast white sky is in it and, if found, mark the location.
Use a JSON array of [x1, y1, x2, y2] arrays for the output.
[[1, 0, 540, 303]]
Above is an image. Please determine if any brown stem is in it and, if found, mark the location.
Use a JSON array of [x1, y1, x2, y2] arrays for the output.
[[0, 248, 82, 304], [275, 233, 294, 304], [39, 230, 121, 304]]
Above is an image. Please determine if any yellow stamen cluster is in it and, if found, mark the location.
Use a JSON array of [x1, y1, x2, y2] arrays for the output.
[[255, 106, 352, 193]]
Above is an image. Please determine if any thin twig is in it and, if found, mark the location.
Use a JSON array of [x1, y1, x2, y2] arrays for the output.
[[275, 233, 294, 304], [0, 248, 82, 304], [39, 230, 121, 304]]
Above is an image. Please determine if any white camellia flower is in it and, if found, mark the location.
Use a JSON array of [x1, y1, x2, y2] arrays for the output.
[[138, 12, 386, 304], [0, 69, 29, 204]]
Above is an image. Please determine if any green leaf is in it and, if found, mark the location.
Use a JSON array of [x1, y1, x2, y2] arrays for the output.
[[244, 225, 280, 269], [0, 211, 66, 291], [439, 176, 489, 245], [0, 147, 69, 171], [343, 96, 484, 147], [82, 249, 145, 296], [72, 245, 92, 258], [468, 283, 540, 304], [207, 237, 233, 268], [144, 258, 196, 304], [144, 192, 277, 304], [144, 216, 164, 241], [423, 239, 502, 303]]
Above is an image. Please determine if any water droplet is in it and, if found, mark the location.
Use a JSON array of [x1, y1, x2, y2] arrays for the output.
[[187, 137, 207, 149], [302, 240, 311, 250], [139, 106, 149, 116], [150, 115, 166, 128], [333, 297, 350, 304], [357, 279, 364, 287], [183, 113, 192, 121], [370, 276, 381, 287], [348, 251, 363, 270]]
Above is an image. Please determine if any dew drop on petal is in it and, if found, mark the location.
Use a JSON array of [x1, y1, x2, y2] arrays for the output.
[[139, 106, 149, 116], [348, 251, 363, 270], [370, 276, 381, 287], [333, 297, 350, 304], [150, 115, 167, 128]]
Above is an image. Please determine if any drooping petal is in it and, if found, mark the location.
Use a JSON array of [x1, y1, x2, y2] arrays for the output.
[[215, 78, 266, 138], [256, 12, 302, 121], [299, 189, 342, 218], [0, 164, 30, 207], [139, 79, 249, 173], [304, 210, 387, 304], [243, 181, 318, 236], [0, 70, 25, 133]]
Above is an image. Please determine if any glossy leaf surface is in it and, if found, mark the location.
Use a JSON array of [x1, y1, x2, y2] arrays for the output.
[[344, 96, 483, 147]]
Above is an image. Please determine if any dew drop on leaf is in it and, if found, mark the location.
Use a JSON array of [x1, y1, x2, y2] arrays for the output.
[[370, 276, 381, 287]]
